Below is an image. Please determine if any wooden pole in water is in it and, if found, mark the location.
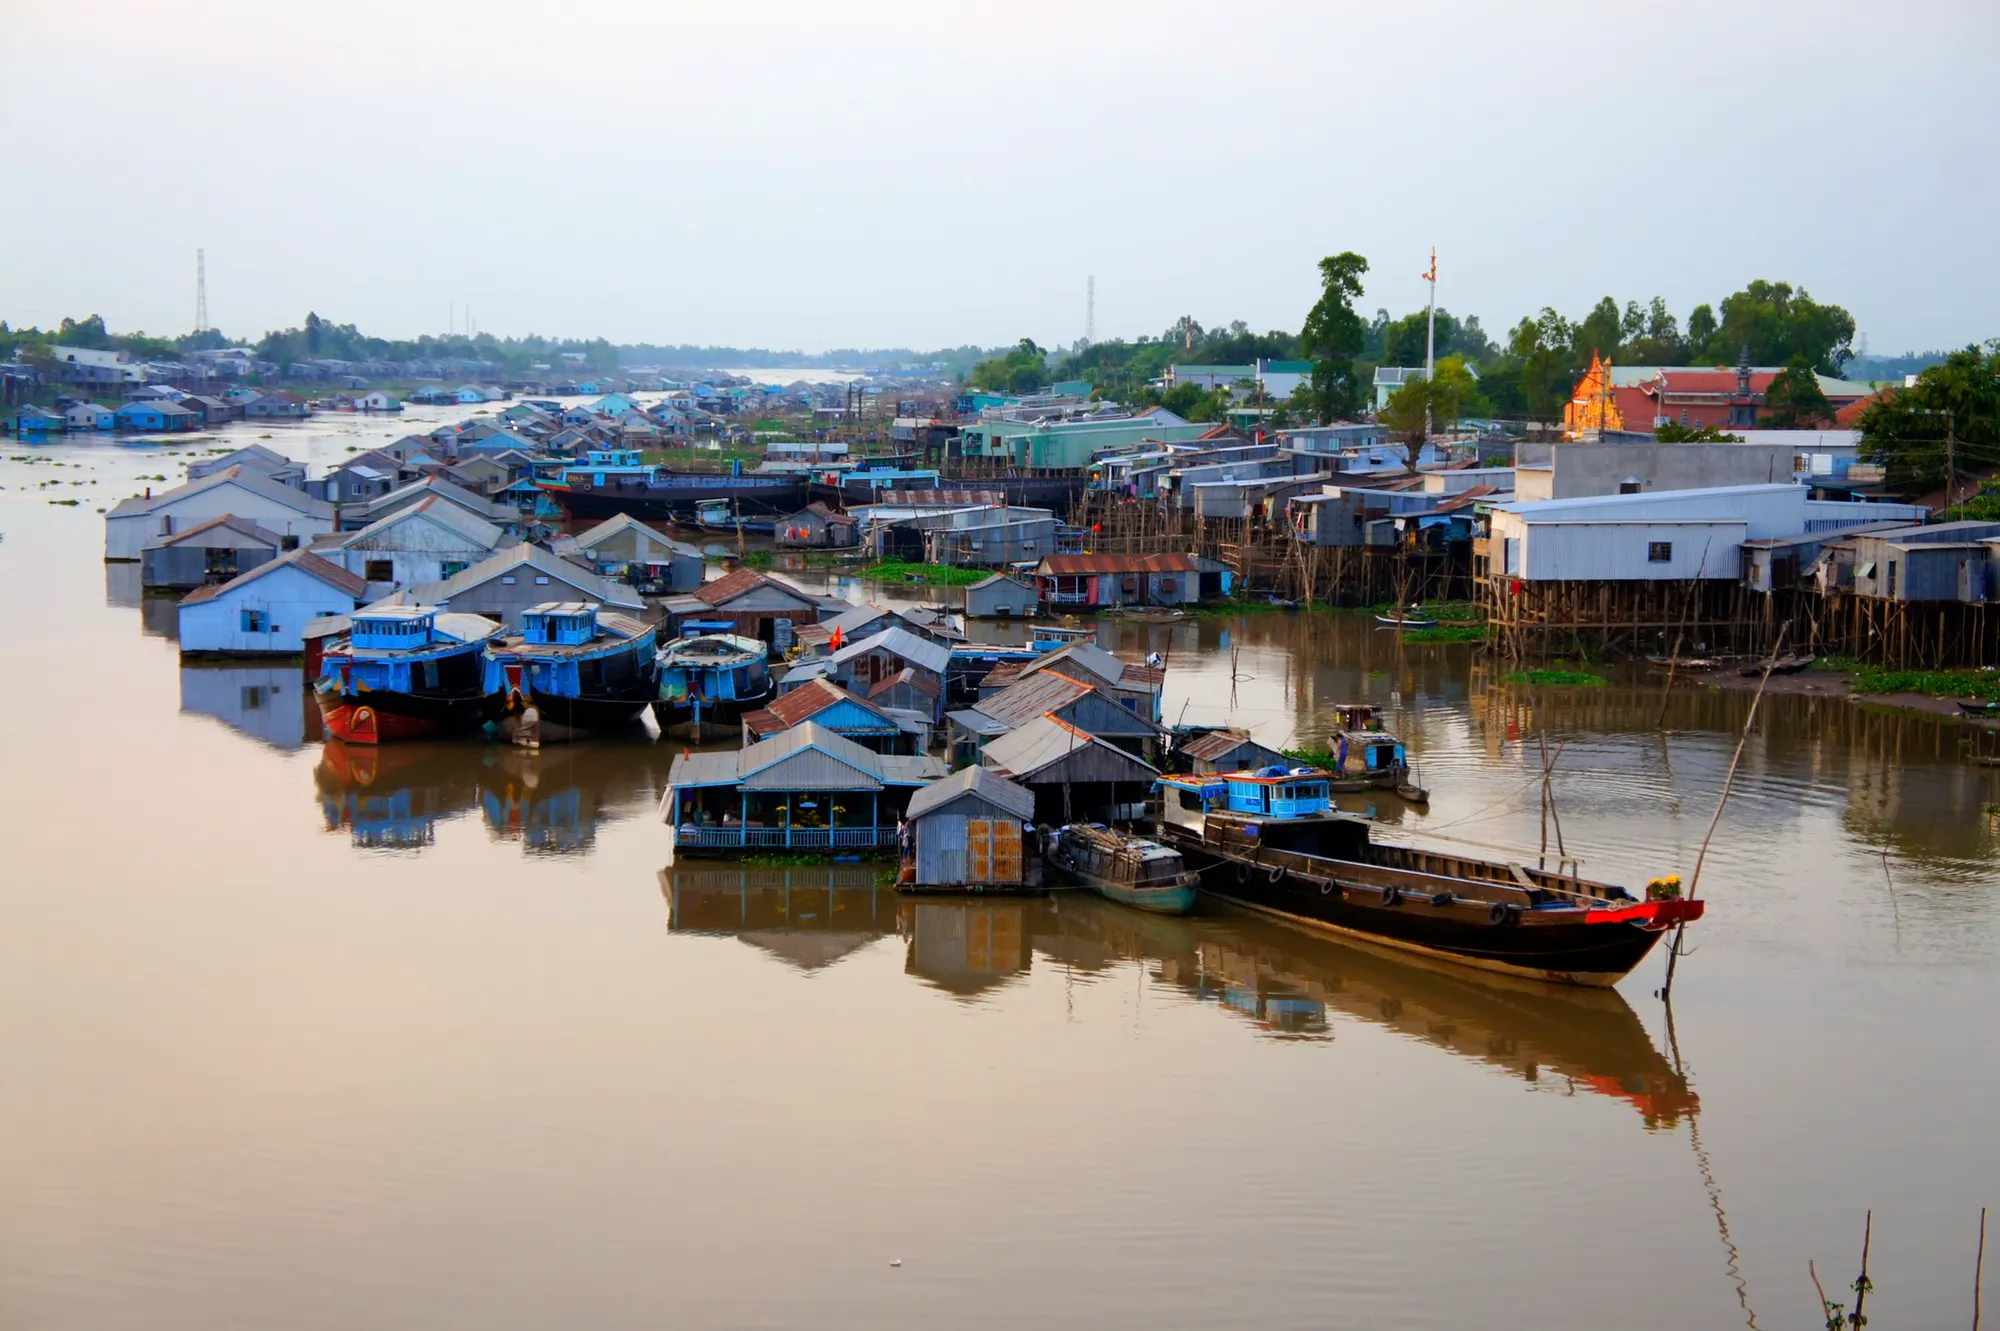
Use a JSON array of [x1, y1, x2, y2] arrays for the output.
[[1662, 624, 1788, 1000], [1976, 1205, 1988, 1331]]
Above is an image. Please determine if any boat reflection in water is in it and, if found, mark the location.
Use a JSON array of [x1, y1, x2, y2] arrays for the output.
[[314, 739, 673, 855], [314, 741, 483, 850], [660, 865, 901, 972], [1044, 897, 1697, 1128]]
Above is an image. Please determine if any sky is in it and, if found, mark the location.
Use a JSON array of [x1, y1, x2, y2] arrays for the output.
[[3, 0, 1996, 356]]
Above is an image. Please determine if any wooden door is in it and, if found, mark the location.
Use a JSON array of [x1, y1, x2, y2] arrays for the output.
[[967, 818, 1022, 885]]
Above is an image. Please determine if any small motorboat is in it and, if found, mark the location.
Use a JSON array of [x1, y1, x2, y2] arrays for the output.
[[1737, 654, 1816, 677], [1955, 699, 2000, 717], [1050, 824, 1199, 915], [1376, 607, 1438, 629]]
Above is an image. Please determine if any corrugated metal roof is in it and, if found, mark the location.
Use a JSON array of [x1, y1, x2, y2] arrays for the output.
[[139, 514, 284, 550], [981, 714, 1158, 783], [107, 465, 333, 520], [868, 666, 940, 700], [825, 626, 951, 676], [1036, 553, 1200, 575], [571, 512, 700, 559], [1181, 730, 1266, 761], [694, 567, 815, 606], [738, 721, 890, 790], [947, 707, 1009, 737], [974, 671, 1092, 728], [906, 765, 1036, 822], [666, 750, 739, 789], [187, 546, 368, 602]]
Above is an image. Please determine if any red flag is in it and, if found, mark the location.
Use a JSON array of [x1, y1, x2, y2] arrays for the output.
[[830, 625, 843, 650]]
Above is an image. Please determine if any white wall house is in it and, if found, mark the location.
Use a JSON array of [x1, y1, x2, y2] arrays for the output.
[[104, 466, 336, 561], [178, 551, 367, 655], [312, 496, 511, 594], [1488, 484, 1928, 582]]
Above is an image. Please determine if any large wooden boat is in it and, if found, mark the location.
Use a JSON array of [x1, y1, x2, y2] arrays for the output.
[[1050, 824, 1198, 914], [654, 632, 773, 740], [482, 602, 659, 742], [1152, 766, 1701, 987], [538, 450, 806, 522], [314, 606, 501, 744]]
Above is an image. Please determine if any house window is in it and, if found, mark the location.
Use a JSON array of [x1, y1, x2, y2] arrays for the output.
[[534, 575, 550, 585], [1887, 560, 1898, 597], [1178, 789, 1206, 811], [364, 559, 394, 582], [241, 685, 267, 710], [240, 608, 268, 633], [1647, 542, 1673, 564], [1619, 480, 1642, 495], [441, 561, 468, 579], [501, 575, 517, 585]]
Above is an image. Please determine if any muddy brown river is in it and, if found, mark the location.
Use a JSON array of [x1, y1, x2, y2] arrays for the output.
[[2, 408, 1996, 1329]]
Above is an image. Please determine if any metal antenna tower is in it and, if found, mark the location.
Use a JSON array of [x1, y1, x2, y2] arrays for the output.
[[195, 249, 207, 333], [1085, 276, 1095, 346]]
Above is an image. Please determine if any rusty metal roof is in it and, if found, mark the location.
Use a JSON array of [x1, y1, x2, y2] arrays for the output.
[[1036, 553, 1200, 575]]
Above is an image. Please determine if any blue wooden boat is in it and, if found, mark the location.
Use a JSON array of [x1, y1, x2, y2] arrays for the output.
[[1050, 824, 1199, 914], [482, 602, 660, 742], [314, 606, 501, 743], [654, 632, 773, 740]]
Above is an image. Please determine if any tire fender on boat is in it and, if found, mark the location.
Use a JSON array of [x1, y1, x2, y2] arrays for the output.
[[1489, 902, 1521, 926], [1266, 864, 1285, 884], [1380, 886, 1402, 907], [1234, 862, 1253, 886]]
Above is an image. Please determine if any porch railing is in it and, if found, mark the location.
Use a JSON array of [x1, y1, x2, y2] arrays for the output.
[[675, 825, 894, 849]]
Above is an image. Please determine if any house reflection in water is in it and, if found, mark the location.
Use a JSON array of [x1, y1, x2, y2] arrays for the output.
[[180, 665, 315, 751], [902, 901, 1033, 999], [659, 865, 899, 973], [314, 742, 482, 850]]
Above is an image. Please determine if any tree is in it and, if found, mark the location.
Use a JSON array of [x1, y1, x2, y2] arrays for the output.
[[1761, 356, 1835, 428], [967, 338, 1048, 394], [1656, 421, 1744, 443], [1509, 308, 1576, 434], [1575, 296, 1623, 360], [1699, 280, 1855, 372], [1858, 342, 2000, 497], [1299, 251, 1370, 423], [1685, 304, 1718, 356], [1376, 355, 1489, 466]]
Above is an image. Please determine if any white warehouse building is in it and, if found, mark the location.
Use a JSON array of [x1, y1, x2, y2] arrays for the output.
[[1487, 484, 1927, 583]]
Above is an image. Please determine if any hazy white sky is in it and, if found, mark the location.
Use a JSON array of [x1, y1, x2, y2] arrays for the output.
[[3, 0, 1995, 354]]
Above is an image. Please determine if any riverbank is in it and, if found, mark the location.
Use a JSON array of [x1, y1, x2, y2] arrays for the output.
[[1690, 661, 2000, 726]]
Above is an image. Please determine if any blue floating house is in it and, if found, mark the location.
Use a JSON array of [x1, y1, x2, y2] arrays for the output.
[[9, 405, 67, 433], [660, 721, 947, 861]]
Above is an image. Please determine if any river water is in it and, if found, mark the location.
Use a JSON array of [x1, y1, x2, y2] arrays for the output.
[[3, 408, 1997, 1330]]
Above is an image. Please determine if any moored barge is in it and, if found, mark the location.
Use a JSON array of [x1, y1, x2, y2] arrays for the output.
[[482, 601, 659, 742], [1153, 767, 1700, 987], [314, 606, 501, 743]]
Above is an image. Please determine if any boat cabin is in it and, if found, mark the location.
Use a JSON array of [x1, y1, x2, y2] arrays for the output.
[[324, 605, 498, 692], [522, 602, 600, 646], [1158, 768, 1333, 824], [1332, 703, 1382, 731]]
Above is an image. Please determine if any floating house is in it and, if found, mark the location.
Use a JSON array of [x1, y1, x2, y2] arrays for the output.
[[740, 676, 931, 753], [384, 544, 643, 630], [10, 405, 67, 432], [242, 391, 310, 419], [948, 669, 1164, 767], [310, 496, 514, 593], [774, 502, 860, 549], [660, 722, 948, 862], [187, 444, 307, 488], [1178, 730, 1289, 775], [902, 765, 1038, 892], [560, 512, 703, 595], [962, 573, 1039, 619], [112, 400, 200, 432], [791, 604, 899, 656], [980, 713, 1161, 825], [820, 627, 953, 724], [1034, 552, 1219, 608], [140, 514, 284, 590], [1011, 642, 1165, 722], [658, 569, 827, 650], [339, 476, 520, 535], [105, 466, 336, 561], [64, 402, 117, 430], [177, 549, 367, 656]]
